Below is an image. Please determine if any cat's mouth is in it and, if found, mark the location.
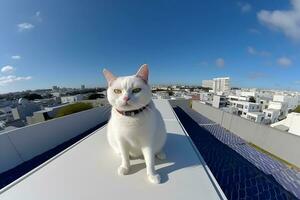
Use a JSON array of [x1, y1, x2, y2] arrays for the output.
[[122, 101, 130, 106], [119, 101, 132, 108]]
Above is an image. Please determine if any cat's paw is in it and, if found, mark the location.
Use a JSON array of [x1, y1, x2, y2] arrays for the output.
[[118, 166, 129, 176], [148, 173, 161, 184], [156, 151, 166, 160]]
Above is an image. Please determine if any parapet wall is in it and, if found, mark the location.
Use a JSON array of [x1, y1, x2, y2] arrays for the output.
[[0, 106, 110, 174], [192, 100, 300, 167]]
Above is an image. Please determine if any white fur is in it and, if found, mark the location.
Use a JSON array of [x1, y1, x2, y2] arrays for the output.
[[104, 65, 167, 184]]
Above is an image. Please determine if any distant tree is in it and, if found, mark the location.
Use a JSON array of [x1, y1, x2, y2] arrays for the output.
[[23, 93, 43, 100], [293, 105, 300, 113], [249, 96, 256, 103], [167, 91, 174, 96], [55, 102, 93, 118], [201, 87, 211, 92], [43, 93, 53, 99], [88, 93, 105, 100]]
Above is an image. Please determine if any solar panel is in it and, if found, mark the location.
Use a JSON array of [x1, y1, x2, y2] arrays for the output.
[[173, 105, 300, 200]]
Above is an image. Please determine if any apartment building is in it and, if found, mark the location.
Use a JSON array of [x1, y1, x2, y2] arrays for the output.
[[202, 77, 230, 93], [212, 77, 230, 93], [61, 94, 84, 104], [268, 101, 288, 120], [229, 100, 261, 117], [263, 109, 281, 124], [245, 112, 265, 123], [273, 94, 298, 111], [212, 95, 227, 108]]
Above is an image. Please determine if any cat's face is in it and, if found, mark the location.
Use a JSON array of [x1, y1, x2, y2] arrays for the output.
[[103, 64, 152, 111]]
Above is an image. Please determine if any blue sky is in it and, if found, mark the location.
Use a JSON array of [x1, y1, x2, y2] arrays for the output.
[[1, 0, 300, 93]]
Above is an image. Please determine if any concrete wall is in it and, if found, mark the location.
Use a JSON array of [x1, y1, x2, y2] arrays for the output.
[[192, 100, 300, 167], [0, 106, 110, 173]]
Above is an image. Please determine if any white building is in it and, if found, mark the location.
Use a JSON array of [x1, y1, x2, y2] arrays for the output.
[[228, 95, 249, 102], [240, 91, 256, 98], [245, 112, 265, 123], [229, 100, 261, 118], [212, 95, 227, 108], [51, 92, 61, 97], [61, 94, 83, 104], [268, 101, 288, 120], [212, 77, 230, 93], [201, 80, 214, 88], [52, 86, 59, 91], [273, 94, 298, 111], [258, 99, 269, 110], [271, 112, 300, 136], [263, 109, 281, 124], [153, 92, 170, 99], [11, 98, 41, 121], [199, 92, 213, 103]]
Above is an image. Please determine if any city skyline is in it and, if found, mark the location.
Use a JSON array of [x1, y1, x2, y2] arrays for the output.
[[1, 0, 300, 93]]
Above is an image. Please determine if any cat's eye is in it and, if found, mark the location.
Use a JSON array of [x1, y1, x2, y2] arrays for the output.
[[132, 88, 141, 93], [114, 89, 122, 94]]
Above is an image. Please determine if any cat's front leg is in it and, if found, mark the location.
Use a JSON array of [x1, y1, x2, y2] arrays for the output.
[[117, 140, 130, 176], [142, 147, 160, 184]]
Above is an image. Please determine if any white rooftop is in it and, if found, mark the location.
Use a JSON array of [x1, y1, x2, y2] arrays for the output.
[[0, 100, 226, 200]]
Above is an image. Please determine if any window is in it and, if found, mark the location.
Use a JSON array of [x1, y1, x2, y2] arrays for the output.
[[237, 104, 243, 109], [268, 113, 271, 117]]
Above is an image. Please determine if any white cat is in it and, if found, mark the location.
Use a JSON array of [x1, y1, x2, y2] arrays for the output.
[[103, 64, 167, 184]]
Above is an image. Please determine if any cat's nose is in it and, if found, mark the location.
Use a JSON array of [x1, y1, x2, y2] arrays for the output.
[[123, 96, 130, 102]]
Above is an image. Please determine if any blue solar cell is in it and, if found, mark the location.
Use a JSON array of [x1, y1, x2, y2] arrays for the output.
[[173, 105, 300, 200], [201, 124, 245, 145], [230, 144, 287, 174]]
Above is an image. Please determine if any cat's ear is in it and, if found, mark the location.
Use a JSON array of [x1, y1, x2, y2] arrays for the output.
[[103, 68, 116, 86], [136, 64, 149, 83]]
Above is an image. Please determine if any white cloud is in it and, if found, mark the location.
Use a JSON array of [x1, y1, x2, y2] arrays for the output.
[[216, 58, 225, 68], [277, 57, 292, 67], [35, 11, 42, 22], [11, 55, 21, 60], [1, 65, 15, 74], [238, 2, 252, 13], [247, 46, 271, 56], [0, 75, 32, 86], [295, 80, 300, 84], [17, 23, 34, 32], [257, 0, 300, 41], [248, 46, 256, 54], [248, 72, 266, 80], [249, 28, 261, 34]]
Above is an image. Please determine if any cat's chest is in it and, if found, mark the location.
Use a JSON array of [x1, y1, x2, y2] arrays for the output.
[[111, 111, 155, 133]]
